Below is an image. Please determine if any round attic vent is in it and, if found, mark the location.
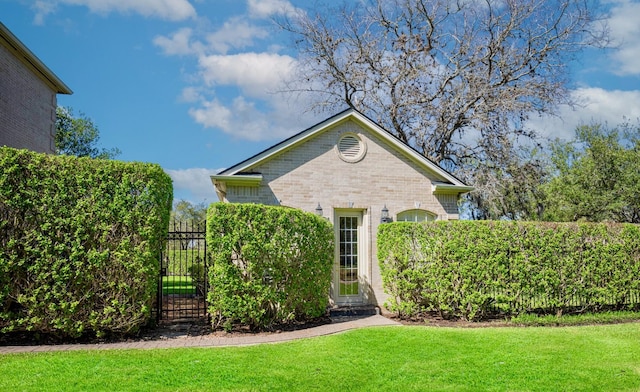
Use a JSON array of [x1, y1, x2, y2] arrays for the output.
[[336, 133, 366, 163]]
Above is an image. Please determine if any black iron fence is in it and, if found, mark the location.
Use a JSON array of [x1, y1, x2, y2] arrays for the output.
[[155, 221, 208, 323], [486, 289, 640, 316]]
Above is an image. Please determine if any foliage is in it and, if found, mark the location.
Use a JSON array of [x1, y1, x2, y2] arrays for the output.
[[0, 147, 172, 337], [55, 106, 120, 159], [378, 221, 640, 321], [187, 263, 207, 296], [167, 200, 208, 254], [510, 310, 640, 327], [170, 199, 207, 226], [3, 325, 640, 391], [162, 248, 207, 276], [542, 121, 640, 223], [207, 203, 334, 330], [280, 0, 608, 219]]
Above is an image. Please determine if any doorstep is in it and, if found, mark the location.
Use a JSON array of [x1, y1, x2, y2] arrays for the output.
[[328, 305, 379, 318]]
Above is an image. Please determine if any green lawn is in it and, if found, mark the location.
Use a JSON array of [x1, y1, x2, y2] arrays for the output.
[[2, 324, 640, 391], [339, 280, 359, 296], [162, 275, 196, 295]]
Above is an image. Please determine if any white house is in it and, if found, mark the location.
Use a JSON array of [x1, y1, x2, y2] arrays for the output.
[[211, 109, 472, 308]]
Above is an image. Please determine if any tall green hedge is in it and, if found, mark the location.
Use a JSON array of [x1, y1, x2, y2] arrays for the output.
[[378, 221, 640, 321], [0, 148, 172, 337], [207, 203, 334, 330]]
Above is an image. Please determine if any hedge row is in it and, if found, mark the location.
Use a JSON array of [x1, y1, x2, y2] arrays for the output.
[[207, 203, 333, 330], [0, 148, 172, 337], [378, 221, 640, 321]]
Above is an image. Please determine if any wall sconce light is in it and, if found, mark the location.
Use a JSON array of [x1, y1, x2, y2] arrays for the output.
[[381, 205, 392, 223], [315, 203, 323, 217]]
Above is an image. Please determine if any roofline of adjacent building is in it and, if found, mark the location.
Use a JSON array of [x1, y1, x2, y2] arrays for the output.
[[0, 22, 73, 95]]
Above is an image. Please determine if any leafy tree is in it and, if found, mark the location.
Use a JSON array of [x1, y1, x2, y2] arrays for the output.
[[542, 122, 640, 223], [55, 106, 120, 159], [170, 199, 207, 226], [280, 0, 608, 219], [169, 200, 208, 250]]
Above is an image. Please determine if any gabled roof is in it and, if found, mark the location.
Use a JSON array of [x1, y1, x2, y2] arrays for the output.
[[0, 22, 72, 95], [213, 108, 472, 193]]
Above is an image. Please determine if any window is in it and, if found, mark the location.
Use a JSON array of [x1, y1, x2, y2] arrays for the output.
[[397, 209, 436, 222]]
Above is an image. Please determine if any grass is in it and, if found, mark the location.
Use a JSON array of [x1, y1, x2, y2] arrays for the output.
[[162, 248, 206, 276], [162, 275, 196, 295], [339, 280, 359, 296], [1, 324, 639, 391]]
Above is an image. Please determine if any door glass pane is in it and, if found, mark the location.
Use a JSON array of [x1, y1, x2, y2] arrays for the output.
[[339, 216, 358, 296]]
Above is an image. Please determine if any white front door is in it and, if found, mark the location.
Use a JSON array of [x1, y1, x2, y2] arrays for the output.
[[333, 211, 364, 305]]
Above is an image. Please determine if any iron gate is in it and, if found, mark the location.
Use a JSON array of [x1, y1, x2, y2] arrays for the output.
[[156, 221, 208, 323]]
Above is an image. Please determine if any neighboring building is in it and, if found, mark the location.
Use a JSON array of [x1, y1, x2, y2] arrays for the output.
[[211, 109, 473, 309], [0, 22, 72, 154]]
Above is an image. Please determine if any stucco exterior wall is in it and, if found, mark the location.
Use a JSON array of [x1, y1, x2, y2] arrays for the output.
[[0, 42, 57, 154], [222, 119, 462, 308]]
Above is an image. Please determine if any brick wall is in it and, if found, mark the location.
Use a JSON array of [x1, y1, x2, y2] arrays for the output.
[[223, 119, 465, 308], [0, 42, 57, 154]]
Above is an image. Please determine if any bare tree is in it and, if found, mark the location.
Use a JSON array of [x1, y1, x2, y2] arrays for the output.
[[280, 0, 609, 218]]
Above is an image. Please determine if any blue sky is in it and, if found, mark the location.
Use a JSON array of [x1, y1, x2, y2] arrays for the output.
[[2, 0, 640, 204]]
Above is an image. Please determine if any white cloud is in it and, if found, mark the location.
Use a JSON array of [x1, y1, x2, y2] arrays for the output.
[[198, 52, 296, 98], [34, 0, 196, 22], [179, 86, 203, 103], [247, 0, 301, 18], [32, 1, 57, 25], [153, 27, 201, 56], [189, 99, 233, 133], [155, 18, 269, 57], [152, 1, 318, 142], [188, 96, 274, 141], [607, 0, 640, 75], [165, 167, 220, 203], [185, 48, 326, 141], [188, 92, 322, 141], [527, 87, 640, 140], [206, 17, 269, 54]]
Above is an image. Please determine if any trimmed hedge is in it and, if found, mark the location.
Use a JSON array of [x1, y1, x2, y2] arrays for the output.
[[0, 148, 172, 337], [378, 221, 640, 321], [207, 203, 333, 330]]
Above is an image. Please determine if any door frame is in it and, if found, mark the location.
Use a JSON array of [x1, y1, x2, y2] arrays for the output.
[[332, 209, 368, 305]]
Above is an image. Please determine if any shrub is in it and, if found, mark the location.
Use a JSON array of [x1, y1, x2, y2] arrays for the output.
[[378, 221, 640, 321], [0, 148, 172, 337], [187, 261, 207, 296], [207, 203, 334, 330]]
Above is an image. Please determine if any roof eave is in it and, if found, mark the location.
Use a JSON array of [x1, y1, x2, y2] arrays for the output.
[[219, 109, 470, 188], [0, 22, 73, 95], [217, 109, 354, 176], [432, 183, 474, 194], [211, 174, 263, 187]]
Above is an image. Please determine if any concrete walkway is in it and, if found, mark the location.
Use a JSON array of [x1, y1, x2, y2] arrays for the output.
[[0, 315, 400, 354]]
